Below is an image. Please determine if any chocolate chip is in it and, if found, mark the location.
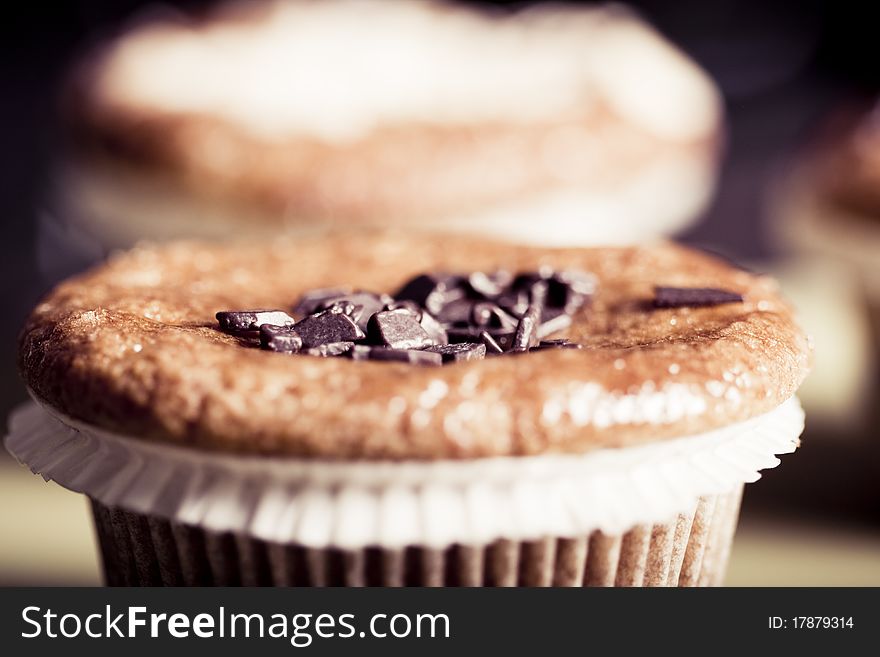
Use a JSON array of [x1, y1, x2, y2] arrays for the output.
[[381, 301, 448, 344], [434, 298, 474, 325], [259, 324, 303, 353], [223, 265, 595, 365], [448, 327, 514, 348], [326, 300, 357, 316], [467, 270, 512, 299], [419, 310, 449, 345], [547, 270, 596, 315], [496, 289, 530, 318], [513, 283, 545, 352], [306, 291, 391, 330], [532, 339, 583, 350], [350, 344, 442, 366], [425, 342, 486, 362], [653, 287, 743, 308], [295, 310, 365, 348], [395, 274, 466, 316], [479, 330, 505, 354], [537, 309, 573, 339], [513, 315, 537, 352], [367, 310, 433, 350], [304, 341, 354, 357], [511, 272, 546, 299], [384, 300, 422, 317], [471, 302, 518, 330], [558, 269, 597, 298], [513, 269, 594, 313], [217, 310, 296, 333], [292, 287, 353, 317]]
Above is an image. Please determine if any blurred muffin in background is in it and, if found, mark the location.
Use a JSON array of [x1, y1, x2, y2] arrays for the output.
[[773, 103, 880, 311], [770, 103, 880, 428], [51, 0, 723, 255], [764, 258, 874, 430]]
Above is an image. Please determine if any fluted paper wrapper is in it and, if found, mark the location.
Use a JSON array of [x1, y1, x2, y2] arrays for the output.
[[6, 397, 802, 586], [88, 488, 742, 586]]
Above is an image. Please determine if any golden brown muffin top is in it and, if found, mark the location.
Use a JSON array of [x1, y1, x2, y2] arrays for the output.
[[19, 233, 811, 459]]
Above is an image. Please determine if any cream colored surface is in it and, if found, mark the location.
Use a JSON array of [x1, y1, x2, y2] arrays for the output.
[[97, 0, 720, 143], [726, 520, 880, 587], [0, 460, 101, 585]]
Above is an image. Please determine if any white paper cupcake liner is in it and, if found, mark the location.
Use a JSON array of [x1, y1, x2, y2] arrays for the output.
[[6, 395, 803, 551], [88, 488, 743, 587]]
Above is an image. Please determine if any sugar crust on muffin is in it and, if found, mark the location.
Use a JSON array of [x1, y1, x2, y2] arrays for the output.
[[19, 233, 811, 459]]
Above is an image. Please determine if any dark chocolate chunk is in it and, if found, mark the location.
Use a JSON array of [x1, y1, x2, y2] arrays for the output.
[[384, 299, 422, 317], [326, 300, 357, 317], [259, 324, 303, 353], [224, 265, 596, 366], [653, 287, 743, 308], [448, 327, 514, 349], [350, 344, 442, 366], [292, 287, 353, 317], [367, 310, 433, 350], [471, 302, 518, 330], [479, 330, 505, 354], [295, 309, 365, 348], [558, 269, 597, 298], [425, 342, 486, 363], [304, 291, 390, 330], [466, 270, 512, 299], [496, 289, 530, 318], [217, 310, 296, 333], [532, 339, 583, 351], [382, 301, 448, 344], [434, 298, 475, 325], [349, 345, 371, 361], [529, 279, 549, 307], [419, 309, 449, 345], [513, 314, 537, 352], [395, 273, 466, 316], [304, 341, 354, 357], [511, 268, 549, 290], [537, 309, 573, 339], [512, 281, 546, 351], [513, 268, 592, 313], [513, 269, 594, 313]]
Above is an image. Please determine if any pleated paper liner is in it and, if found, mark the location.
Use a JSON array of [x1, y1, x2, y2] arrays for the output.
[[6, 397, 801, 586], [91, 486, 742, 587]]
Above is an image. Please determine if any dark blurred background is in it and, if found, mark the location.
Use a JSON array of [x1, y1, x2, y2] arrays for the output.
[[1, 0, 878, 584]]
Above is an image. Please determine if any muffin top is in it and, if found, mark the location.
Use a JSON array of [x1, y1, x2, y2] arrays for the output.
[[77, 0, 718, 143], [64, 0, 721, 228], [19, 233, 811, 459]]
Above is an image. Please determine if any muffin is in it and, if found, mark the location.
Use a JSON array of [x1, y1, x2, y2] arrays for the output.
[[8, 233, 810, 586], [52, 0, 722, 257], [769, 102, 880, 424], [772, 102, 880, 313]]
